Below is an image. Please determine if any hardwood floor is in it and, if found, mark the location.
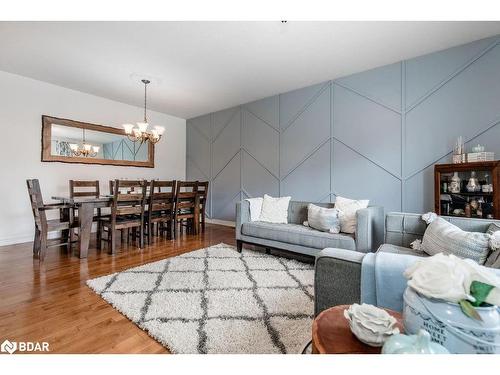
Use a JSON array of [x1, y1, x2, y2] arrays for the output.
[[0, 224, 235, 354]]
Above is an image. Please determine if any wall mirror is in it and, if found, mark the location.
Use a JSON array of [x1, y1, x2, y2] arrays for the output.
[[41, 116, 154, 167]]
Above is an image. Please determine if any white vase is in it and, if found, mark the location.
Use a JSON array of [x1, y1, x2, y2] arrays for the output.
[[403, 287, 500, 354], [449, 172, 461, 193]]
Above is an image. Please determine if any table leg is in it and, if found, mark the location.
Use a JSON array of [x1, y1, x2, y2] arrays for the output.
[[78, 202, 94, 259]]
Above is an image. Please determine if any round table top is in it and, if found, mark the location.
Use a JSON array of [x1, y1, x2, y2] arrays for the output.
[[312, 305, 403, 354]]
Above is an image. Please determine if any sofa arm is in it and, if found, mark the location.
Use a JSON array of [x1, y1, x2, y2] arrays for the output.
[[314, 248, 366, 316], [355, 206, 385, 253], [235, 200, 251, 240]]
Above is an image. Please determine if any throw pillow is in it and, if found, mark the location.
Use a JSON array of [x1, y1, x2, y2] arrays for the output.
[[421, 218, 491, 264], [485, 223, 500, 268], [258, 194, 291, 224], [245, 197, 263, 221], [304, 204, 341, 233], [334, 196, 369, 234]]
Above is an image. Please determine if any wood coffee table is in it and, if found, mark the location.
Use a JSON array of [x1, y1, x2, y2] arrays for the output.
[[311, 305, 403, 354]]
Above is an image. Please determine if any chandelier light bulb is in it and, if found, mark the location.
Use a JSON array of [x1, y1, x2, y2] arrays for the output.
[[154, 126, 165, 135], [137, 122, 149, 133], [83, 143, 92, 152], [69, 143, 78, 151], [122, 123, 135, 134], [92, 145, 100, 153]]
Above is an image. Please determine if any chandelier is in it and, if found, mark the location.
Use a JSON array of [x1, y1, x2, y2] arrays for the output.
[[69, 128, 100, 157], [122, 79, 165, 144]]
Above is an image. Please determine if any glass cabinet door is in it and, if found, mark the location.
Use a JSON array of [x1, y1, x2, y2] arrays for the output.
[[439, 169, 494, 219]]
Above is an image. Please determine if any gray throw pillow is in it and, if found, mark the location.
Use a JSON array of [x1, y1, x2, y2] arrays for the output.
[[421, 218, 490, 264], [485, 223, 500, 268], [304, 204, 341, 233]]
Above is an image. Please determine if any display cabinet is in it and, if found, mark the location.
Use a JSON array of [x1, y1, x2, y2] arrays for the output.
[[434, 161, 499, 219]]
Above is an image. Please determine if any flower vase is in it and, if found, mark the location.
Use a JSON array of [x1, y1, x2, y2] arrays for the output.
[[402, 287, 500, 354]]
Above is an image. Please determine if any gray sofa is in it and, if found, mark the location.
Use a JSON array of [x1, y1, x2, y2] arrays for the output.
[[235, 200, 384, 257], [314, 212, 500, 316]]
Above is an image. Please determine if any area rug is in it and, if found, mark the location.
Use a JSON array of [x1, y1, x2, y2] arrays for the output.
[[86, 243, 314, 354]]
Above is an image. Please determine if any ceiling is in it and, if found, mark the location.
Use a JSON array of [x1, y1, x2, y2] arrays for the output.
[[1, 21, 500, 119]]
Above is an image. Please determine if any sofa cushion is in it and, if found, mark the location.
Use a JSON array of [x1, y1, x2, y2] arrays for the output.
[[241, 222, 356, 250], [376, 243, 428, 258]]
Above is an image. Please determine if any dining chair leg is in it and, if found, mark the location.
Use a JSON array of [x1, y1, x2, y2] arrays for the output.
[[109, 226, 116, 255], [148, 222, 153, 245], [33, 227, 41, 258], [39, 232, 48, 261], [139, 223, 144, 249], [96, 221, 102, 250], [96, 222, 102, 250], [170, 220, 175, 240]]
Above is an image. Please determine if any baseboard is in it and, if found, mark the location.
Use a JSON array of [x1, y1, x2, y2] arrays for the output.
[[0, 232, 61, 247], [0, 224, 99, 247], [206, 219, 236, 228]]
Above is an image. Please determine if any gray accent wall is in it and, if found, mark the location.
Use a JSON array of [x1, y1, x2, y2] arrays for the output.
[[187, 35, 500, 221]]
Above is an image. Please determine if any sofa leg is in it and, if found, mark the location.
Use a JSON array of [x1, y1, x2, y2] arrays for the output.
[[265, 248, 271, 255], [236, 240, 243, 253]]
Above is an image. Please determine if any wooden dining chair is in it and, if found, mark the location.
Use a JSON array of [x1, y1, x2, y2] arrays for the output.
[[173, 181, 199, 238], [144, 180, 176, 243], [197, 181, 209, 231], [99, 180, 147, 254], [69, 180, 104, 246], [27, 179, 77, 260]]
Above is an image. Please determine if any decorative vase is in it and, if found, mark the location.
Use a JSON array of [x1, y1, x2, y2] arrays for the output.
[[402, 287, 500, 354], [382, 329, 449, 354], [466, 171, 480, 192], [449, 172, 461, 193]]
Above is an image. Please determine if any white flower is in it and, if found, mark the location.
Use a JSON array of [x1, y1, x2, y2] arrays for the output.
[[404, 254, 469, 303], [404, 253, 500, 305], [344, 304, 400, 347]]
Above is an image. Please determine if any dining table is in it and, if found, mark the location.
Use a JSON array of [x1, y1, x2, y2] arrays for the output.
[[52, 193, 201, 258], [52, 195, 113, 258]]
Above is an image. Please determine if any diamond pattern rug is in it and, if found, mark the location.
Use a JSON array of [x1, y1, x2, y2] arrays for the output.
[[86, 243, 314, 354]]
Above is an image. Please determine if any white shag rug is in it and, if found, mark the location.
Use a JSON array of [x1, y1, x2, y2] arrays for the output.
[[87, 243, 314, 354]]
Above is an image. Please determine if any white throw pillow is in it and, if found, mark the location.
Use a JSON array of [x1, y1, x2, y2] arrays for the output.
[[334, 196, 369, 234], [304, 204, 341, 233], [421, 218, 491, 265], [245, 197, 263, 221], [259, 194, 291, 224]]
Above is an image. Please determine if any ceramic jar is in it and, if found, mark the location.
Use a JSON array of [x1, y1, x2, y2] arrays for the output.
[[449, 172, 461, 193], [403, 287, 500, 354]]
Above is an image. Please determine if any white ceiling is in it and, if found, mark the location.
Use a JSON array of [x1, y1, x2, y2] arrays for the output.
[[1, 21, 500, 119]]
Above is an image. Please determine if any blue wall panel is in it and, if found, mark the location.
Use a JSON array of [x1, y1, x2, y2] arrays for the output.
[[187, 35, 500, 221]]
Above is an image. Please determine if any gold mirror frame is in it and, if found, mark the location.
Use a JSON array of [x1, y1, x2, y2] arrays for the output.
[[41, 115, 155, 168]]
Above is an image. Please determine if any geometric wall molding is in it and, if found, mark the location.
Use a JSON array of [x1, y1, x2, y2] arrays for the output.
[[187, 34, 500, 221], [333, 84, 402, 178], [335, 62, 402, 112]]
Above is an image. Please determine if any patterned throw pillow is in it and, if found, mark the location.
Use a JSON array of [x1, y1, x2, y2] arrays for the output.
[[304, 204, 341, 233], [485, 223, 500, 268], [421, 218, 491, 264]]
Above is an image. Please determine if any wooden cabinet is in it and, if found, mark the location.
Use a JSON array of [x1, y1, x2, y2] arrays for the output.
[[434, 161, 499, 219]]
